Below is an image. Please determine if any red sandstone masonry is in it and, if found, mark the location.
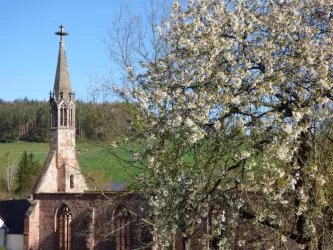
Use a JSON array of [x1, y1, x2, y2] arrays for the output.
[[28, 193, 149, 250], [33, 129, 87, 194], [24, 201, 40, 250]]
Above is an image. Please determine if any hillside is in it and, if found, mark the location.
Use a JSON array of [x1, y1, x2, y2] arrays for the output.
[[0, 98, 133, 143]]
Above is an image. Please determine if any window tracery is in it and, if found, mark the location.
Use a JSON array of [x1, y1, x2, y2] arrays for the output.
[[60, 104, 68, 126], [114, 206, 131, 250], [57, 205, 72, 250]]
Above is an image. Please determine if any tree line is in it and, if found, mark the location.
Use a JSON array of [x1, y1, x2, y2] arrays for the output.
[[0, 98, 132, 142]]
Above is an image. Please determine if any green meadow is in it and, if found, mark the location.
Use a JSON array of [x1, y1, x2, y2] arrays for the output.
[[0, 141, 141, 184]]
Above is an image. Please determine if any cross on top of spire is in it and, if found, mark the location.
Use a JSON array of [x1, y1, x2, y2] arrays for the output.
[[55, 25, 69, 42]]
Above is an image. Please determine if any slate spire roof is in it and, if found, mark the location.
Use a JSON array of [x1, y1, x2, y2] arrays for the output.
[[54, 25, 72, 102], [0, 199, 31, 234]]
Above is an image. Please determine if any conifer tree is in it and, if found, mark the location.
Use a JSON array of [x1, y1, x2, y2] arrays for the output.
[[17, 151, 35, 193]]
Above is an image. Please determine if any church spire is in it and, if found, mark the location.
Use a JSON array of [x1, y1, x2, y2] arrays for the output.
[[32, 25, 87, 194], [54, 25, 72, 102]]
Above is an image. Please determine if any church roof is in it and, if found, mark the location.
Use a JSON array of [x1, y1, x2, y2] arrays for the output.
[[0, 199, 31, 234], [54, 25, 72, 102]]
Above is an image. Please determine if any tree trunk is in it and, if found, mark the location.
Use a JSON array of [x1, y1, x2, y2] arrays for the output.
[[294, 128, 312, 247], [182, 223, 195, 250]]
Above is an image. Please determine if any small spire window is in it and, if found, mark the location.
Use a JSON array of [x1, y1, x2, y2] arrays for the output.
[[64, 106, 68, 126], [60, 104, 68, 126], [70, 174, 74, 189], [69, 107, 73, 127]]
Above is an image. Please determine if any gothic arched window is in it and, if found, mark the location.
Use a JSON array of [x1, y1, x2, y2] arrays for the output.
[[114, 206, 131, 250], [57, 204, 72, 250]]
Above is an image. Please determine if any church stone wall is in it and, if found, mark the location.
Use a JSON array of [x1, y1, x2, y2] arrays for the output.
[[34, 129, 87, 194], [55, 128, 87, 193], [34, 151, 58, 193], [34, 193, 148, 250], [24, 201, 40, 250], [38, 196, 91, 249]]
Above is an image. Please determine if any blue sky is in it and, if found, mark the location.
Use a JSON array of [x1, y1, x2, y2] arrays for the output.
[[0, 0, 146, 101]]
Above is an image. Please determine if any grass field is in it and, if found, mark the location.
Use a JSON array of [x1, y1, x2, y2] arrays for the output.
[[0, 141, 141, 184], [0, 141, 49, 162]]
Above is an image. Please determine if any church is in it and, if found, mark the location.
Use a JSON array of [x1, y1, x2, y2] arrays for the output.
[[1, 25, 151, 250], [0, 25, 211, 250]]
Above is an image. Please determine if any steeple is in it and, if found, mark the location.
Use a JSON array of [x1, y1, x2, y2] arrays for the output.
[[54, 25, 72, 103], [33, 25, 87, 194]]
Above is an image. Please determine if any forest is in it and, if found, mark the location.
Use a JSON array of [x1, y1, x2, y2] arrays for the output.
[[0, 98, 132, 143], [0, 97, 133, 198]]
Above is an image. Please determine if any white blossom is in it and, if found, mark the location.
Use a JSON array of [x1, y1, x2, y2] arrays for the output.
[[110, 0, 333, 247]]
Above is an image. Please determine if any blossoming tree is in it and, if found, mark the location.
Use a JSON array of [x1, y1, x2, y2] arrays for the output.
[[108, 0, 333, 249]]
